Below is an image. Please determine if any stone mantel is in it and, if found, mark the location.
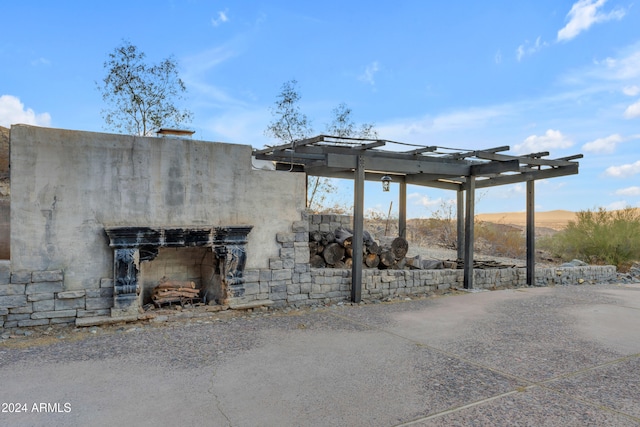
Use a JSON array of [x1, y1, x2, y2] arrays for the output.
[[104, 225, 253, 317]]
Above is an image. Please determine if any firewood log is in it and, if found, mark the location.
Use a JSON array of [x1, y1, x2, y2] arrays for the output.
[[321, 231, 336, 246], [153, 290, 199, 299], [379, 250, 395, 268], [334, 227, 353, 245], [309, 241, 323, 256], [366, 241, 380, 255], [156, 279, 196, 289], [404, 255, 422, 269], [342, 237, 352, 250], [309, 230, 323, 242], [333, 260, 346, 269], [322, 242, 345, 265], [363, 230, 374, 246], [365, 253, 380, 268], [310, 254, 326, 268], [391, 237, 409, 259]]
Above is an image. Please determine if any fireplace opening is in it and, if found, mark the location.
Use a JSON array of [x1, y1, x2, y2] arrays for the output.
[[139, 247, 222, 306]]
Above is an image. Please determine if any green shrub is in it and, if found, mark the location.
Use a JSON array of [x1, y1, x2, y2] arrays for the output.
[[539, 207, 640, 270], [475, 221, 526, 258]]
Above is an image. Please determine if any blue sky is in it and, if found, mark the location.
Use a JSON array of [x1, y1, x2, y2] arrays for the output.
[[1, 0, 639, 217]]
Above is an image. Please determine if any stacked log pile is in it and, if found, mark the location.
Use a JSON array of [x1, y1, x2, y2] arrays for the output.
[[309, 227, 410, 270], [308, 227, 520, 270], [152, 277, 200, 307]]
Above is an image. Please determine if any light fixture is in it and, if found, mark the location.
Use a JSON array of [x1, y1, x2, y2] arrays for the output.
[[381, 175, 392, 192]]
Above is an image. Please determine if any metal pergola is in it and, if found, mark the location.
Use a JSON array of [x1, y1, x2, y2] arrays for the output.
[[254, 135, 582, 302]]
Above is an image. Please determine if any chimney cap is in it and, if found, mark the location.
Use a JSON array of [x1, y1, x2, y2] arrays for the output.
[[155, 128, 195, 138]]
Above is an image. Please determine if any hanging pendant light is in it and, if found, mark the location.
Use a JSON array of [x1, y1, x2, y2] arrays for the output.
[[381, 175, 392, 192]]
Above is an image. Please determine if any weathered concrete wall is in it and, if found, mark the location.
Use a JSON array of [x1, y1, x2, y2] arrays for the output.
[[0, 200, 8, 259], [0, 126, 9, 259], [9, 125, 306, 291], [0, 126, 8, 180]]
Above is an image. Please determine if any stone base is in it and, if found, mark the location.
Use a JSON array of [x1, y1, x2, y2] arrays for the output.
[[77, 314, 138, 327], [111, 306, 139, 318], [229, 299, 274, 310]]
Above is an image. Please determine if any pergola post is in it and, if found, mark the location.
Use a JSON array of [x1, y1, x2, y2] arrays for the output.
[[526, 180, 535, 286], [399, 180, 407, 239], [351, 154, 365, 303], [457, 189, 464, 261], [463, 177, 475, 289]]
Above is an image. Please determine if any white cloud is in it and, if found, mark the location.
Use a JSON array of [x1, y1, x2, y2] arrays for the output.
[[557, 0, 626, 42], [30, 57, 51, 66], [615, 186, 640, 196], [0, 95, 51, 127], [596, 49, 640, 80], [623, 85, 640, 96], [203, 107, 270, 145], [604, 160, 640, 178], [624, 100, 640, 118], [516, 36, 547, 61], [408, 192, 443, 210], [489, 183, 526, 199], [514, 129, 574, 154], [211, 10, 229, 27], [606, 200, 631, 210], [377, 105, 509, 145], [181, 44, 248, 110], [358, 61, 379, 86], [582, 133, 622, 153], [591, 44, 640, 81]]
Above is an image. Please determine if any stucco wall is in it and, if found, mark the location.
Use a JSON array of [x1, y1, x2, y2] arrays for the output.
[[9, 125, 305, 291]]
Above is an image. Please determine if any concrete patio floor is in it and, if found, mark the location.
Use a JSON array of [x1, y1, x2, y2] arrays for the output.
[[1, 283, 639, 426]]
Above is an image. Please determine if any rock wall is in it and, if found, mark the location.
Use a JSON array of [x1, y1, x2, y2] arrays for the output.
[[236, 212, 617, 308]]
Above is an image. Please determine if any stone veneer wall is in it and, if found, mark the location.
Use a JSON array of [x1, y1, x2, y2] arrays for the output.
[[232, 213, 618, 308], [0, 214, 618, 328], [0, 261, 113, 328]]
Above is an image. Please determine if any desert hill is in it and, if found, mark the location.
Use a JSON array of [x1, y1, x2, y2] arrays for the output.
[[476, 210, 576, 231]]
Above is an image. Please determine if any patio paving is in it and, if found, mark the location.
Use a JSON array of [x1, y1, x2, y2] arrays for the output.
[[1, 283, 639, 426]]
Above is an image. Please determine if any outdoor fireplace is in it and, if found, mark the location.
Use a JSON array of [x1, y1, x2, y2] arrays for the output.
[[104, 225, 252, 317]]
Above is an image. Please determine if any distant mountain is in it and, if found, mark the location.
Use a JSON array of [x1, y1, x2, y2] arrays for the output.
[[476, 210, 576, 230]]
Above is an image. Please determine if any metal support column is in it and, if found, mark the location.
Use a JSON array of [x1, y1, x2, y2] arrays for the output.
[[399, 180, 407, 239], [351, 154, 365, 303], [463, 177, 475, 290], [457, 189, 464, 261], [526, 180, 535, 286]]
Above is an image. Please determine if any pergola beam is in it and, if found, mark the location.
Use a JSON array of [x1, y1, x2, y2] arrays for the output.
[[474, 164, 578, 188], [327, 153, 473, 176]]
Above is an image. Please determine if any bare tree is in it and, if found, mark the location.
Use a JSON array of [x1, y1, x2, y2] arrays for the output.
[[326, 102, 378, 139], [97, 40, 193, 136], [265, 80, 335, 211], [264, 80, 313, 144], [264, 83, 378, 212]]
